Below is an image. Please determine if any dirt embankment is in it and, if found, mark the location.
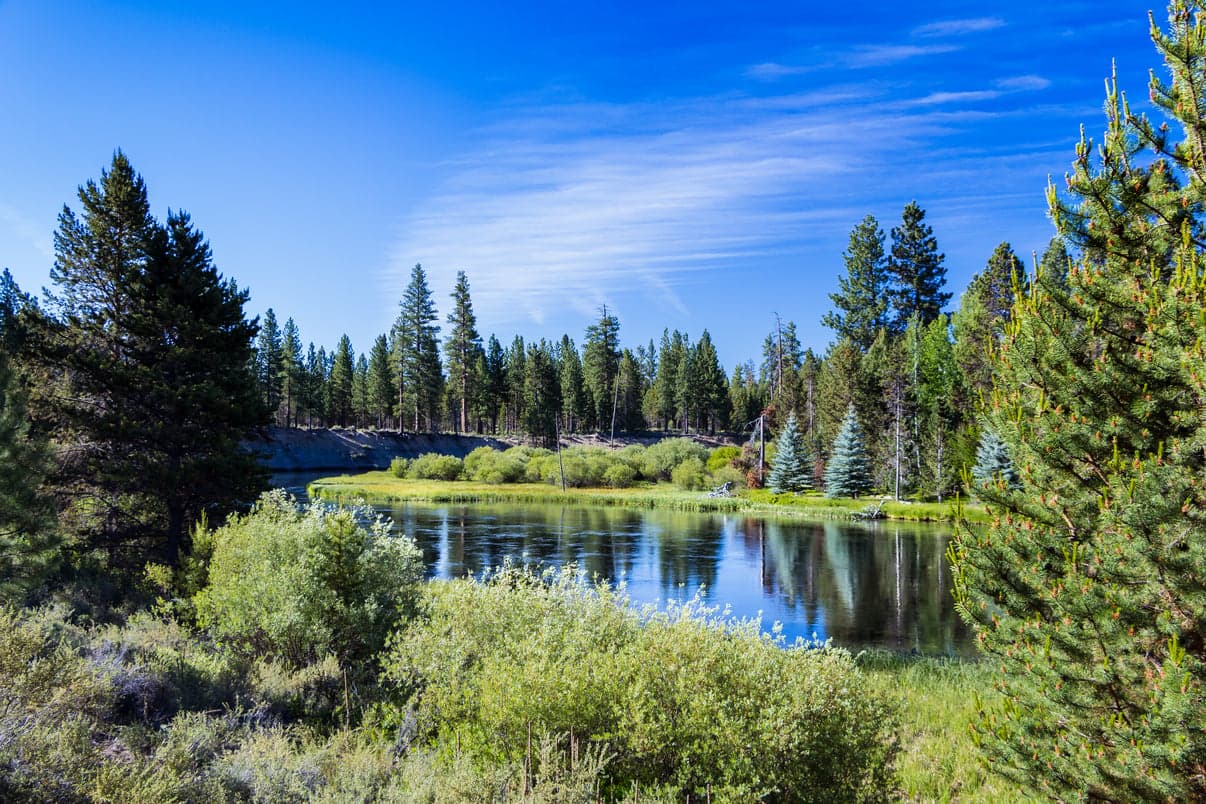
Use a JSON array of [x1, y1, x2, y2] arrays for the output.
[[252, 427, 738, 472]]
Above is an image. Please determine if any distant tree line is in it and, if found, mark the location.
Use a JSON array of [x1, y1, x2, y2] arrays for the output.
[[255, 200, 1052, 501]]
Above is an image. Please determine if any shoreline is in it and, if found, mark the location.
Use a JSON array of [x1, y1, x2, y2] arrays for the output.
[[307, 470, 990, 523]]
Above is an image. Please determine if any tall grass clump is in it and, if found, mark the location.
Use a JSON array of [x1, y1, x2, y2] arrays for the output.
[[383, 565, 897, 800]]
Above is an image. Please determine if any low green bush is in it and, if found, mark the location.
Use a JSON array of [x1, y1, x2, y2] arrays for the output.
[[383, 566, 897, 800], [463, 446, 526, 484], [389, 456, 410, 478], [671, 456, 708, 490], [706, 445, 741, 472], [194, 491, 424, 668], [406, 453, 463, 481], [603, 462, 638, 488], [641, 438, 709, 480]]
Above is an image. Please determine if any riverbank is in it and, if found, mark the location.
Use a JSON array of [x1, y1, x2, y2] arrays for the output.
[[308, 471, 991, 523]]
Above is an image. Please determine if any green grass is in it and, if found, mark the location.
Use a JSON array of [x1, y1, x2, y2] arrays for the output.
[[308, 471, 990, 522], [861, 653, 1033, 802]]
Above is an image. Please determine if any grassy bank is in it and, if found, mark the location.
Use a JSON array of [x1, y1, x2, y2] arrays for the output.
[[309, 471, 990, 523], [861, 653, 1028, 802]]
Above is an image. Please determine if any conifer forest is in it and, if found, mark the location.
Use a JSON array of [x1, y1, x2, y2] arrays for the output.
[[2, 1, 1206, 801]]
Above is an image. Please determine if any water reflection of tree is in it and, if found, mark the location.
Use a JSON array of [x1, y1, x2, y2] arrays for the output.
[[648, 511, 723, 598], [755, 519, 972, 655]]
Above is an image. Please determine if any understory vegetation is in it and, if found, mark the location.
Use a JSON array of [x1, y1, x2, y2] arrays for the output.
[[0, 493, 955, 802]]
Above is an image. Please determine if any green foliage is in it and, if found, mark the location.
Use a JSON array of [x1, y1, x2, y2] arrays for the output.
[[639, 437, 708, 480], [195, 490, 423, 667], [706, 444, 741, 472], [768, 413, 813, 493], [389, 456, 410, 478], [669, 456, 707, 490], [952, 6, 1206, 798], [463, 445, 525, 483], [824, 404, 873, 498], [406, 452, 463, 481], [384, 566, 898, 800], [602, 461, 638, 488], [824, 214, 890, 350], [31, 152, 267, 567], [392, 263, 443, 432], [969, 427, 1019, 493], [886, 201, 950, 332]]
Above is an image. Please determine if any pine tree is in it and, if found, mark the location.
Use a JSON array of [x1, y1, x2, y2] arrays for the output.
[[969, 427, 1018, 492], [280, 318, 302, 428], [32, 153, 266, 565], [255, 308, 283, 421], [352, 354, 370, 427], [823, 215, 889, 350], [654, 329, 685, 430], [954, 243, 1023, 401], [558, 335, 587, 434], [367, 334, 394, 429], [583, 306, 620, 432], [823, 404, 872, 498], [768, 413, 812, 493], [522, 339, 559, 446], [393, 263, 443, 432], [0, 268, 34, 353], [886, 202, 950, 332], [504, 335, 526, 433], [952, 6, 1206, 797], [327, 335, 355, 427], [693, 330, 730, 433], [484, 335, 507, 433], [444, 271, 482, 433]]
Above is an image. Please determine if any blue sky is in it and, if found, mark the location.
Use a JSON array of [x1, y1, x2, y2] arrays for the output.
[[0, 1, 1158, 369]]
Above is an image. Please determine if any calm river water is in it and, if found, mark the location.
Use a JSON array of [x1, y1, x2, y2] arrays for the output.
[[273, 473, 975, 656]]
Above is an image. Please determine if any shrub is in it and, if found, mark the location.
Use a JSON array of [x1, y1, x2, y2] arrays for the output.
[[464, 447, 526, 484], [383, 567, 897, 800], [640, 438, 709, 481], [389, 457, 410, 478], [705, 445, 741, 473], [708, 464, 746, 490], [406, 453, 463, 481], [194, 491, 424, 668], [602, 462, 637, 488], [670, 457, 707, 491]]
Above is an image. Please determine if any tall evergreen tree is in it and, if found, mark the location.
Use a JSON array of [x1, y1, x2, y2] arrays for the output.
[[823, 215, 889, 350], [280, 317, 302, 428], [886, 202, 950, 332], [393, 263, 443, 432], [0, 268, 34, 353], [768, 413, 812, 493], [558, 335, 587, 434], [953, 7, 1206, 797], [352, 353, 370, 427], [504, 335, 526, 433], [693, 330, 730, 433], [444, 270, 482, 433], [969, 427, 1019, 492], [522, 339, 559, 446], [31, 153, 266, 565], [823, 404, 873, 498], [954, 243, 1024, 402], [255, 309, 283, 421], [367, 334, 394, 429], [653, 329, 685, 430], [484, 335, 507, 433], [583, 306, 620, 432]]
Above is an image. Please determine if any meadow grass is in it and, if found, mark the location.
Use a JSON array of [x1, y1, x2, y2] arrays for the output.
[[308, 471, 990, 522], [861, 653, 1032, 802]]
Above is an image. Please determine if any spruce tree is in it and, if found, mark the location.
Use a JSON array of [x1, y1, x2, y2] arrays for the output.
[[32, 154, 266, 565], [969, 427, 1018, 492], [823, 215, 889, 350], [886, 202, 950, 332], [768, 413, 812, 493], [952, 5, 1206, 797], [823, 404, 872, 498]]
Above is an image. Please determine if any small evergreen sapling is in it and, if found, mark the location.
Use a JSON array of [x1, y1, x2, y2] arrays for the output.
[[768, 413, 812, 493], [969, 427, 1019, 492], [823, 404, 872, 498]]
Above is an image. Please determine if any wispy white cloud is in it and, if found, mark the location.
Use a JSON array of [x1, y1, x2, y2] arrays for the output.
[[996, 74, 1052, 91], [387, 86, 994, 329], [745, 62, 813, 81], [907, 90, 1002, 106], [846, 43, 960, 67], [913, 17, 1006, 38]]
